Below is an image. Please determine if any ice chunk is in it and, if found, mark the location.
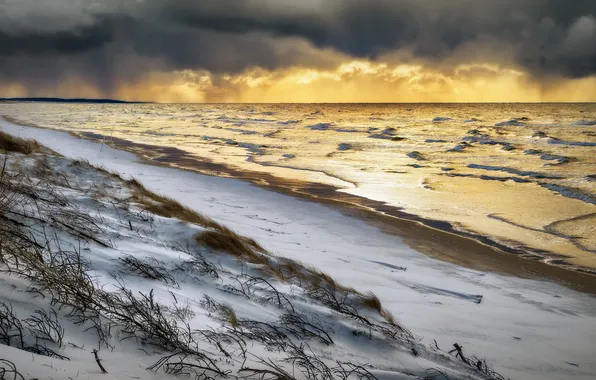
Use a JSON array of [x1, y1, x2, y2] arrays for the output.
[[548, 138, 596, 147], [307, 123, 333, 130], [495, 119, 526, 127], [574, 120, 596, 126], [278, 119, 301, 125], [467, 164, 564, 179], [407, 151, 425, 161], [501, 143, 515, 151], [538, 183, 596, 205], [540, 153, 571, 164], [524, 149, 542, 155], [447, 143, 467, 152], [432, 117, 453, 122]]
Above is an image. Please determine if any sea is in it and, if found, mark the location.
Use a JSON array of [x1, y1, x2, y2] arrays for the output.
[[2, 102, 595, 272]]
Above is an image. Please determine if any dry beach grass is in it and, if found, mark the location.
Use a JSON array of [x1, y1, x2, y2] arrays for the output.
[[0, 134, 508, 379], [0, 130, 43, 155]]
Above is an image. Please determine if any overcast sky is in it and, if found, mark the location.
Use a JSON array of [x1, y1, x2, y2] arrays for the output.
[[1, 0, 595, 102]]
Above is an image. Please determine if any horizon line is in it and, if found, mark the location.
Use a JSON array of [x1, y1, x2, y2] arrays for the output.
[[1, 97, 595, 105]]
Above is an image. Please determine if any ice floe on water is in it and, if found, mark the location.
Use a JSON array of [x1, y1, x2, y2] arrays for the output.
[[574, 120, 596, 126], [216, 115, 276, 124], [541, 153, 572, 165], [406, 151, 425, 161], [432, 117, 453, 122], [335, 127, 361, 133], [501, 142, 515, 151], [524, 149, 542, 155], [277, 119, 301, 125], [447, 143, 468, 152], [538, 183, 596, 205], [467, 164, 565, 179], [222, 127, 259, 135], [462, 134, 498, 144], [495, 119, 527, 126], [480, 175, 531, 183], [548, 138, 596, 147], [368, 127, 405, 140], [307, 122, 334, 130]]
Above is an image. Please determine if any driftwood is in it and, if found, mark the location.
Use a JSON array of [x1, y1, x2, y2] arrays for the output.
[[448, 343, 470, 365]]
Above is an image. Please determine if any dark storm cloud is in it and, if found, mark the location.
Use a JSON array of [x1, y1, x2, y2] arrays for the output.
[[1, 0, 595, 91], [0, 21, 114, 56], [159, 0, 596, 78]]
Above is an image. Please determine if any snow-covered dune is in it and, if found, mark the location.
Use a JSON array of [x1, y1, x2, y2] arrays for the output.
[[1, 119, 596, 380]]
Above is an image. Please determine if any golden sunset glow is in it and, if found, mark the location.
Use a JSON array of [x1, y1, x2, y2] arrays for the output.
[[3, 61, 596, 103], [4, 60, 594, 103], [109, 62, 596, 103]]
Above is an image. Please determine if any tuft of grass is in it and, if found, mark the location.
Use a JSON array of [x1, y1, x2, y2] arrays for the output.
[[380, 309, 396, 325], [258, 262, 287, 282], [219, 304, 239, 329], [195, 230, 268, 265], [126, 178, 232, 232], [360, 292, 382, 313], [70, 159, 89, 167], [0, 130, 43, 155], [195, 230, 251, 257]]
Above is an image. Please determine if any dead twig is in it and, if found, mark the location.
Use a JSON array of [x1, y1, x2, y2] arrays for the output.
[[92, 349, 108, 373]]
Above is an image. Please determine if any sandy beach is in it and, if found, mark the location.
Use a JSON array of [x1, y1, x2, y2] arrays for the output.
[[2, 117, 596, 380], [68, 130, 596, 294], [2, 103, 594, 275]]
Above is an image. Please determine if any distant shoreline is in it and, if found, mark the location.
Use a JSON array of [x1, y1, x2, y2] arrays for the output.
[[0, 97, 148, 104]]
